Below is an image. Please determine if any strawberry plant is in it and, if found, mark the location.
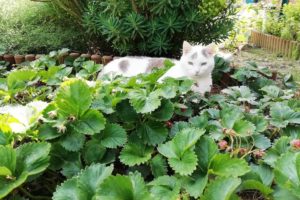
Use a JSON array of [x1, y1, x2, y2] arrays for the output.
[[0, 53, 299, 199]]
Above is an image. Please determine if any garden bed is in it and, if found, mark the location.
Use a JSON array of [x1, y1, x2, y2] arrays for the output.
[[0, 52, 299, 200]]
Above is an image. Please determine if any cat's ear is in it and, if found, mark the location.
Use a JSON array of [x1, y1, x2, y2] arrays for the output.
[[183, 41, 193, 55], [202, 45, 216, 58]]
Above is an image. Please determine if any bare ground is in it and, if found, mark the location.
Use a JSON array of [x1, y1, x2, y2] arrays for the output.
[[233, 47, 300, 83]]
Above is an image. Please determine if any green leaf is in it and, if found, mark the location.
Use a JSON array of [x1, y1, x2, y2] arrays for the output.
[[189, 115, 208, 129], [168, 150, 198, 176], [170, 121, 190, 137], [195, 136, 218, 173], [158, 83, 177, 99], [0, 172, 28, 199], [137, 121, 168, 145], [251, 164, 274, 186], [120, 137, 153, 166], [53, 164, 113, 200], [148, 176, 181, 200], [7, 70, 37, 91], [59, 130, 85, 152], [245, 114, 268, 133], [100, 123, 127, 148], [53, 179, 85, 200], [0, 167, 12, 176], [16, 142, 51, 176], [274, 152, 300, 197], [209, 154, 250, 177], [97, 172, 152, 200], [116, 100, 139, 122], [202, 177, 241, 200], [239, 180, 273, 197], [220, 104, 243, 129], [0, 143, 51, 199], [129, 89, 161, 113], [73, 110, 106, 135], [150, 155, 168, 178], [82, 140, 106, 164], [270, 102, 300, 128], [274, 187, 300, 200], [233, 120, 255, 137], [158, 128, 204, 175], [0, 146, 16, 176], [55, 79, 92, 117], [61, 160, 82, 178], [38, 124, 61, 140], [253, 135, 271, 149], [181, 172, 208, 198], [151, 99, 174, 121]]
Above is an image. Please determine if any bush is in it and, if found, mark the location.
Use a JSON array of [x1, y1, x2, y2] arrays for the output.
[[82, 0, 236, 56], [281, 1, 300, 41], [0, 0, 88, 54]]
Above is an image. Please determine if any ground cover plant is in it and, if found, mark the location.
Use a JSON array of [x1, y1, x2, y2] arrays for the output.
[[0, 52, 300, 200]]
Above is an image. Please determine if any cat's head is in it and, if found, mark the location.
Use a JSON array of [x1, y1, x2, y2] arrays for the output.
[[180, 41, 215, 77]]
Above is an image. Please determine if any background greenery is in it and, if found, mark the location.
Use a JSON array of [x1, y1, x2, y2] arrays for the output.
[[0, 0, 87, 54], [0, 0, 236, 56]]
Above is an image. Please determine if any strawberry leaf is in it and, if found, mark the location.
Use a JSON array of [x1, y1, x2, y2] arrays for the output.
[[150, 155, 168, 178], [209, 154, 250, 177], [158, 128, 204, 175], [137, 121, 168, 145], [274, 152, 300, 197], [100, 123, 127, 148], [53, 164, 113, 200], [148, 176, 181, 200], [119, 136, 153, 166], [72, 109, 106, 135], [202, 177, 241, 200], [55, 79, 92, 118], [129, 89, 161, 113], [97, 172, 152, 200]]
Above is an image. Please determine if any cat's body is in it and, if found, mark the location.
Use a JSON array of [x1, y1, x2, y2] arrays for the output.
[[98, 41, 215, 94], [99, 57, 178, 77]]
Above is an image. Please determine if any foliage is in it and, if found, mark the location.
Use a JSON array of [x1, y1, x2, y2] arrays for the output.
[[263, 1, 300, 42], [82, 0, 236, 56], [0, 0, 87, 54], [0, 53, 299, 199]]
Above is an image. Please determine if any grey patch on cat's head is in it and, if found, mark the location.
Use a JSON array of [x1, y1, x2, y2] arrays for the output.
[[201, 49, 209, 58], [201, 47, 215, 58], [119, 60, 129, 72], [191, 52, 198, 59], [146, 58, 166, 73]]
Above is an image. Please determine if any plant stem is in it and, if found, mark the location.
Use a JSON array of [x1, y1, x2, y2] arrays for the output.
[[20, 187, 51, 200]]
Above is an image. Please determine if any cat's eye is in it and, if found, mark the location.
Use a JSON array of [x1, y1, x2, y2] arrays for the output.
[[188, 61, 193, 65], [201, 62, 207, 66]]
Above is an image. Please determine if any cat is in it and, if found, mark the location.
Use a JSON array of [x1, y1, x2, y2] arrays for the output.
[[158, 41, 215, 94], [98, 41, 216, 94]]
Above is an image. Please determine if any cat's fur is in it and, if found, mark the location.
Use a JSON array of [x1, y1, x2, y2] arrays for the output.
[[98, 41, 215, 94]]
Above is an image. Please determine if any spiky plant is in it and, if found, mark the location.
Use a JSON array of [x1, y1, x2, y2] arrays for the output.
[[83, 0, 236, 56]]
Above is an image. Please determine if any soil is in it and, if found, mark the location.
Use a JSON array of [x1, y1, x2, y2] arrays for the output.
[[233, 47, 300, 83]]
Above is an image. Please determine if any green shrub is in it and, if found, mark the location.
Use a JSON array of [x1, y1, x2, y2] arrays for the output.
[[0, 0, 87, 54], [82, 0, 236, 56], [281, 1, 300, 41]]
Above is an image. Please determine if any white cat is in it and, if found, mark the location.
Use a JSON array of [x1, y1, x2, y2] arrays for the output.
[[98, 41, 215, 94], [158, 41, 215, 94]]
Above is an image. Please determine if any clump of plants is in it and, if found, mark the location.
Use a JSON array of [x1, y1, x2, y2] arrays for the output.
[[0, 0, 87, 54], [0, 51, 299, 199], [82, 0, 236, 56]]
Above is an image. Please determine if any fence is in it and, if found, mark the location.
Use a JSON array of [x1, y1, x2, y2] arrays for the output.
[[250, 30, 300, 60]]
